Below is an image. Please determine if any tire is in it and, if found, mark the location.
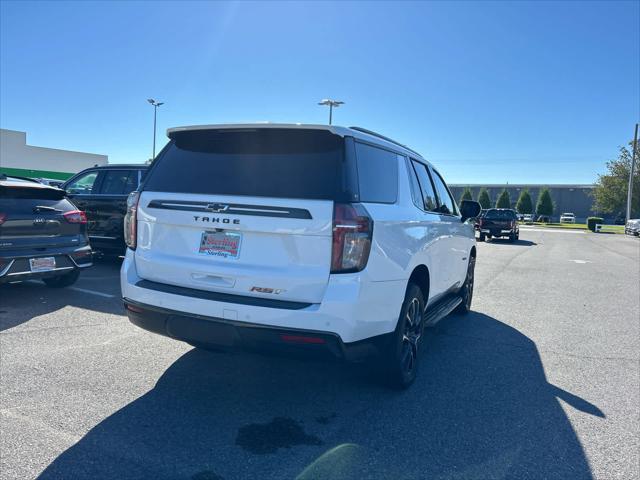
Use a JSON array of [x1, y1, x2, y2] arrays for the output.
[[478, 233, 486, 242], [515, 232, 520, 241], [455, 256, 476, 314], [378, 283, 425, 389], [42, 269, 80, 288]]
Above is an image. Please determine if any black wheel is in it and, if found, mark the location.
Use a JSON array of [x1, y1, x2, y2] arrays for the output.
[[455, 256, 476, 314], [378, 284, 425, 389], [478, 233, 486, 242], [515, 232, 520, 241], [42, 269, 80, 288]]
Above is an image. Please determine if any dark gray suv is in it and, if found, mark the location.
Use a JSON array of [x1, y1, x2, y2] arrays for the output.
[[0, 175, 92, 287]]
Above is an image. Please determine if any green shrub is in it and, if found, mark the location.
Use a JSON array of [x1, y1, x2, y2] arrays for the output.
[[496, 189, 511, 208], [587, 217, 604, 231]]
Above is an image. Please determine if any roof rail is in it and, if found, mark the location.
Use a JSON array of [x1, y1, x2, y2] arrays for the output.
[[348, 126, 421, 157]]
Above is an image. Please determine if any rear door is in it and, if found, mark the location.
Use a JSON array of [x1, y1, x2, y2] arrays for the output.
[[407, 158, 451, 300], [89, 169, 140, 245], [64, 170, 100, 236], [135, 128, 350, 304], [429, 167, 467, 290]]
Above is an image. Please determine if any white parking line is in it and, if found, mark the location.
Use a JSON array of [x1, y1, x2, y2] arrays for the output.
[[519, 227, 585, 234], [68, 287, 116, 298]]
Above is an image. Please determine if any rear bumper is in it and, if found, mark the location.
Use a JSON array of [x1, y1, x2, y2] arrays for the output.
[[120, 249, 406, 344], [0, 244, 92, 283], [480, 228, 515, 236], [124, 298, 387, 361]]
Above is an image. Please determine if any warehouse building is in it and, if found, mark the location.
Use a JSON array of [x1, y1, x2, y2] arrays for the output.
[[448, 184, 599, 223], [0, 128, 107, 181]]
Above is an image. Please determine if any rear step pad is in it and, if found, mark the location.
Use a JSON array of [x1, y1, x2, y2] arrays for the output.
[[424, 296, 463, 327]]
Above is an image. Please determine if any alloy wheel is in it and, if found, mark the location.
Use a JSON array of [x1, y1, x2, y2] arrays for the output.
[[400, 297, 422, 376]]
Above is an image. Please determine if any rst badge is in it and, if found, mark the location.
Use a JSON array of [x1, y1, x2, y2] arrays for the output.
[[250, 286, 286, 295]]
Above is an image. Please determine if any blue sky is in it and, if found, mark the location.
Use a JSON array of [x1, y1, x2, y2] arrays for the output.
[[1, 0, 638, 184]]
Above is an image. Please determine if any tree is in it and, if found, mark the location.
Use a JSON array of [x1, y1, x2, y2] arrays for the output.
[[536, 188, 554, 217], [477, 188, 491, 209], [592, 143, 639, 217], [516, 189, 533, 214], [496, 189, 511, 208], [459, 187, 473, 205]]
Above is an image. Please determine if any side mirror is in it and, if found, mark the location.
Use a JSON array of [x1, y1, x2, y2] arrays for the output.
[[460, 200, 481, 222]]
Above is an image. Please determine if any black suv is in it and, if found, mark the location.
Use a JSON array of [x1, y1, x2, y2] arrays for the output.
[[63, 164, 148, 254], [478, 208, 519, 242], [0, 175, 92, 286]]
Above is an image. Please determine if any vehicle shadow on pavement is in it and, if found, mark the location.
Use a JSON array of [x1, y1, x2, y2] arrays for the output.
[[482, 239, 537, 246], [0, 261, 124, 332], [38, 312, 601, 480]]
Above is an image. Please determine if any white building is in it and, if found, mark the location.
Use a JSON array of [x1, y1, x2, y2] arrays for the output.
[[0, 128, 108, 181]]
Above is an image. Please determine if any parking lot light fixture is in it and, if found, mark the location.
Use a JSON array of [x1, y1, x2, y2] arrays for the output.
[[317, 99, 344, 125], [147, 98, 164, 160]]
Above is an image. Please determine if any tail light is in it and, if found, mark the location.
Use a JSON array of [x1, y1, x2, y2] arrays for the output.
[[63, 210, 87, 224], [124, 191, 140, 250], [331, 203, 373, 274]]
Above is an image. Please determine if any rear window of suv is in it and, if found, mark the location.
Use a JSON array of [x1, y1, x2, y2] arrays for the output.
[[143, 129, 349, 201], [485, 209, 516, 219]]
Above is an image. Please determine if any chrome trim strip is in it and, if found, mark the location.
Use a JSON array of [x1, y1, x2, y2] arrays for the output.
[[7, 266, 75, 277], [0, 260, 15, 277]]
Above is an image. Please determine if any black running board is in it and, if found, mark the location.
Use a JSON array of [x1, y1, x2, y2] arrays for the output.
[[424, 295, 463, 327]]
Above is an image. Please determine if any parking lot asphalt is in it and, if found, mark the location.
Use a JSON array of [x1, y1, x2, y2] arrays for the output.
[[1, 231, 638, 480]]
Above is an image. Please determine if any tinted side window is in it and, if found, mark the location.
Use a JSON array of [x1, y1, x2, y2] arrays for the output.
[[122, 171, 140, 194], [410, 160, 438, 211], [65, 171, 98, 195], [355, 142, 398, 203], [430, 169, 458, 215], [406, 159, 424, 209], [99, 170, 133, 195]]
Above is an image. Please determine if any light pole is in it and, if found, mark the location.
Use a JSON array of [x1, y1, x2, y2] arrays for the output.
[[318, 99, 344, 125], [147, 98, 164, 160], [626, 123, 639, 222]]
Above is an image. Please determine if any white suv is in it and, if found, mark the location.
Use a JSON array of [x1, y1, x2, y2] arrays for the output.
[[560, 212, 576, 223], [121, 124, 480, 388]]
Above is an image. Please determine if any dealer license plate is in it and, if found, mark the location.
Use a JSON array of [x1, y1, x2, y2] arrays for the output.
[[29, 257, 56, 272], [199, 231, 242, 259]]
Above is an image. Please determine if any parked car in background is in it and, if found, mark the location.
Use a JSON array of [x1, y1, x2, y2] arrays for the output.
[[523, 213, 534, 222], [121, 124, 481, 389], [478, 208, 519, 242], [474, 209, 487, 230], [625, 219, 640, 236], [559, 212, 576, 223], [63, 164, 148, 255], [0, 175, 92, 286], [35, 178, 66, 188]]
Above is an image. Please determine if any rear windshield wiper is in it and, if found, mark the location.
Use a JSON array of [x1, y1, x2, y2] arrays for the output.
[[33, 205, 63, 213]]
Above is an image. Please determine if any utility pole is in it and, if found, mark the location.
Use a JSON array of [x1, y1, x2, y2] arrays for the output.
[[147, 98, 164, 159], [317, 99, 344, 125], [626, 123, 638, 222]]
